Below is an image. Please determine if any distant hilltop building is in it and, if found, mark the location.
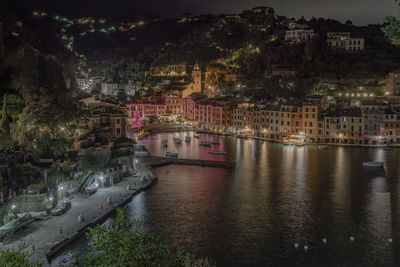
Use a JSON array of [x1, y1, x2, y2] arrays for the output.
[[285, 28, 318, 44], [271, 68, 298, 77], [326, 32, 365, 51], [101, 83, 119, 95], [149, 64, 187, 77], [327, 32, 350, 40]]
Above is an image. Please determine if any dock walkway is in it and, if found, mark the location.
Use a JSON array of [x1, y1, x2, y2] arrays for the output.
[[149, 156, 235, 169]]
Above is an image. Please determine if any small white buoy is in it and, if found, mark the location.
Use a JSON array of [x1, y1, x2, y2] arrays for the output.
[[294, 243, 299, 249], [350, 236, 355, 242], [322, 238, 327, 244], [304, 245, 308, 252], [388, 238, 393, 244]]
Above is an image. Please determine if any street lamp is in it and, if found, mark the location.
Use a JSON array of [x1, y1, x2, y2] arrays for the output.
[[11, 204, 16, 216]]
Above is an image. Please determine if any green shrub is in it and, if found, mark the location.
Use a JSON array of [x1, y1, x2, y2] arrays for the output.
[[0, 249, 41, 267]]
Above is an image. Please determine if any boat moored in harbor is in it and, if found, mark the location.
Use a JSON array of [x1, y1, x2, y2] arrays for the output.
[[200, 141, 211, 147], [209, 150, 226, 155], [165, 152, 178, 158], [173, 137, 182, 144], [283, 135, 306, 146], [185, 136, 192, 142], [363, 162, 384, 168]]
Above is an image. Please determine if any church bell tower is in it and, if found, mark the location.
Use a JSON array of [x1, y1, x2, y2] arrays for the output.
[[192, 61, 202, 93]]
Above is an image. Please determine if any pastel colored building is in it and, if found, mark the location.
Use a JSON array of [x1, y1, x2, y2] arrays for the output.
[[380, 109, 400, 144], [165, 97, 183, 115], [385, 72, 400, 96], [302, 102, 319, 139], [90, 106, 127, 140], [126, 102, 167, 118]]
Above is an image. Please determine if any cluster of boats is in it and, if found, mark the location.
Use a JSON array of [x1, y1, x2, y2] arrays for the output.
[[160, 135, 227, 156], [161, 136, 191, 147]]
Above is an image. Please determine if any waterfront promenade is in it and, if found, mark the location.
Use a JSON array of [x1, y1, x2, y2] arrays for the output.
[[2, 154, 157, 266]]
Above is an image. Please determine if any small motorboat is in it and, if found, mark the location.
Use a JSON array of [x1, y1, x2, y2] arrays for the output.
[[363, 162, 384, 168], [383, 147, 394, 151], [209, 150, 226, 155], [185, 136, 191, 142], [174, 138, 182, 144], [200, 141, 211, 147], [165, 152, 178, 158], [211, 141, 220, 145], [161, 143, 168, 148]]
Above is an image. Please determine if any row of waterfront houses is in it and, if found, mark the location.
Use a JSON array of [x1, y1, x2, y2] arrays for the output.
[[126, 94, 400, 146]]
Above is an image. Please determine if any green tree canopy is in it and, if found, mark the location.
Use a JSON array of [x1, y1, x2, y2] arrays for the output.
[[0, 249, 41, 267], [382, 16, 400, 46], [85, 208, 214, 267]]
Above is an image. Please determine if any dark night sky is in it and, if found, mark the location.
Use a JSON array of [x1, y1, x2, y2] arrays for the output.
[[16, 0, 400, 25]]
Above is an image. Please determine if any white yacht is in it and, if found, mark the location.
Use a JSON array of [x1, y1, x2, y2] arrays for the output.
[[283, 135, 306, 146]]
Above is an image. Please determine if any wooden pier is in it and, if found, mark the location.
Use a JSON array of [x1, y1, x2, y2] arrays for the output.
[[149, 156, 235, 169]]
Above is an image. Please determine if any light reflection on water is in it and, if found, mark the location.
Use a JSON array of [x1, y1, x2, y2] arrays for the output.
[[52, 132, 400, 266]]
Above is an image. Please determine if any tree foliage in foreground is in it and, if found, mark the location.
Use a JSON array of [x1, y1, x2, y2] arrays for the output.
[[382, 1, 400, 46], [382, 16, 400, 46], [85, 208, 214, 267], [0, 249, 41, 267]]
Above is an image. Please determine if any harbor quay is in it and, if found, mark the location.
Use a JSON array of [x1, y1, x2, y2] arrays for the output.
[[1, 154, 158, 266], [0, 140, 234, 266]]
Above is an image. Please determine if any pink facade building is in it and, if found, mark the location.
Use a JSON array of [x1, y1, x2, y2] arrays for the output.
[[165, 97, 183, 115], [126, 103, 167, 118], [182, 93, 224, 130]]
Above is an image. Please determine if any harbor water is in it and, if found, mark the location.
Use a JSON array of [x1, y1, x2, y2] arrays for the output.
[[53, 132, 400, 266]]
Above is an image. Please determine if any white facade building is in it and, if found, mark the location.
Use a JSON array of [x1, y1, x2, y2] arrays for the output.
[[285, 29, 318, 43], [101, 83, 119, 95]]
